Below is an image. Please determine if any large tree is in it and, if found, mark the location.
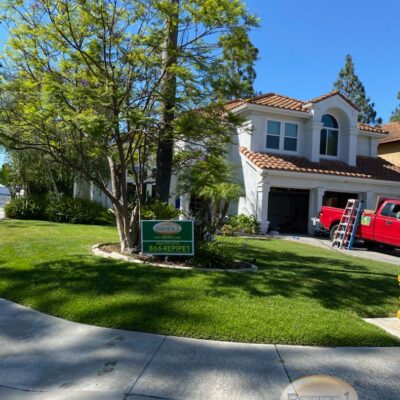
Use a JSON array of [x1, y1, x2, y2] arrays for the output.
[[333, 54, 379, 124], [0, 0, 257, 252], [154, 0, 258, 202], [0, 150, 74, 196], [390, 92, 400, 122]]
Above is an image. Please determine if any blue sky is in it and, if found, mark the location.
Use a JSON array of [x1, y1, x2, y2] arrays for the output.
[[0, 0, 399, 166], [246, 0, 399, 122]]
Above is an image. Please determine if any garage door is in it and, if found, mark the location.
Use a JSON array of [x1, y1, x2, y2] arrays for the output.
[[268, 188, 310, 234]]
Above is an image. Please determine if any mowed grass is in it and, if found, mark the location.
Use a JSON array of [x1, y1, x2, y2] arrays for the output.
[[0, 219, 399, 346]]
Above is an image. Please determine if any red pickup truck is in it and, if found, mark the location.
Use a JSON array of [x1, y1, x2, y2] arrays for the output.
[[318, 197, 400, 248]]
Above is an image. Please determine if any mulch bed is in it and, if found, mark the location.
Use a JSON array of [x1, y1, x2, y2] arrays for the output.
[[98, 243, 254, 270]]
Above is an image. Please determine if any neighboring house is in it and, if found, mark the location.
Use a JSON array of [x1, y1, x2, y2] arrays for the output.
[[195, 90, 400, 235], [378, 122, 400, 166]]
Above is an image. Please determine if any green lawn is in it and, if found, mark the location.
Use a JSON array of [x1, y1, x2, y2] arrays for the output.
[[0, 219, 399, 346]]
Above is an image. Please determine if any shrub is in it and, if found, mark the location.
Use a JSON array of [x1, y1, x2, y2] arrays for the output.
[[45, 195, 113, 225], [221, 214, 259, 236], [4, 197, 45, 220], [189, 240, 235, 269], [4, 194, 114, 225], [141, 200, 180, 220]]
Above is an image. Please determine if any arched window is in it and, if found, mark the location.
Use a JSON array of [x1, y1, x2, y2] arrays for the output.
[[320, 114, 339, 156]]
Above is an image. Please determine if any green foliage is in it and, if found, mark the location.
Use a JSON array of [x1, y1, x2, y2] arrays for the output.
[[4, 197, 45, 220], [141, 200, 180, 220], [221, 214, 259, 236], [5, 194, 113, 225], [0, 0, 258, 251], [45, 195, 113, 225], [189, 240, 235, 269], [390, 92, 400, 122], [177, 154, 243, 245], [333, 54, 378, 124], [0, 150, 74, 197], [0, 162, 11, 187]]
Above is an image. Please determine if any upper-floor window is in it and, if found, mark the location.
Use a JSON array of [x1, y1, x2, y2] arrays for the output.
[[266, 120, 298, 152], [284, 123, 298, 151], [320, 114, 338, 156], [266, 120, 281, 149]]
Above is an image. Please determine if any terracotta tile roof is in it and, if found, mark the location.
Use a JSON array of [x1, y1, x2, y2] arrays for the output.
[[240, 147, 400, 182], [358, 123, 388, 134], [225, 93, 307, 113], [306, 90, 360, 111], [226, 92, 387, 135], [379, 122, 400, 144]]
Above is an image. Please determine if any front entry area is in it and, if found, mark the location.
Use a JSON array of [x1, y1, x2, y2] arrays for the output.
[[268, 188, 310, 234]]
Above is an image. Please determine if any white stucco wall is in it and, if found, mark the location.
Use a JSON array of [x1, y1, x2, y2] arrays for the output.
[[238, 160, 259, 216], [236, 110, 307, 157], [311, 96, 359, 165], [235, 96, 384, 166], [357, 136, 371, 156]]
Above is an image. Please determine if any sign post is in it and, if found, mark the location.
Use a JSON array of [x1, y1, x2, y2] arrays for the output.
[[141, 220, 194, 256]]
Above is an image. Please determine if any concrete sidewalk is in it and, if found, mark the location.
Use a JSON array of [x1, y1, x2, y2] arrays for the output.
[[0, 299, 399, 399]]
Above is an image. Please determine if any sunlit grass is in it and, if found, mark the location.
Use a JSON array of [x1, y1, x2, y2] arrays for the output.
[[0, 219, 399, 346]]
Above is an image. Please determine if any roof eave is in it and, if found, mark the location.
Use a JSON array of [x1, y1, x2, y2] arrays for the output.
[[358, 129, 388, 138], [230, 103, 311, 118], [379, 138, 400, 145], [261, 168, 400, 186]]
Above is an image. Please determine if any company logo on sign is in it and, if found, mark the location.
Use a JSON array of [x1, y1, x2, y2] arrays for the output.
[[280, 375, 357, 400], [153, 221, 183, 235]]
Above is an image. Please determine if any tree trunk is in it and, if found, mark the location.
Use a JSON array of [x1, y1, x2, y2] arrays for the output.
[[222, 200, 230, 218], [107, 155, 137, 254], [155, 0, 179, 203], [48, 169, 59, 195]]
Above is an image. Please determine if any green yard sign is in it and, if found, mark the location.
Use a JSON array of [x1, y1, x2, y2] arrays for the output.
[[141, 220, 194, 256]]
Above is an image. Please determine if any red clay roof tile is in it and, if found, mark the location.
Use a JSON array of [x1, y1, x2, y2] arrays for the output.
[[227, 92, 387, 134], [307, 90, 360, 111], [240, 147, 400, 182], [380, 122, 400, 144], [358, 123, 388, 134]]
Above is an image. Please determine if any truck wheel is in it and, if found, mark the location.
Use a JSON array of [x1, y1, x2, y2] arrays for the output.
[[329, 224, 339, 241], [363, 240, 376, 250]]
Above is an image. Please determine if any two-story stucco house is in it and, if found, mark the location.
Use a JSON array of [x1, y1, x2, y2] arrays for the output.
[[221, 90, 400, 235]]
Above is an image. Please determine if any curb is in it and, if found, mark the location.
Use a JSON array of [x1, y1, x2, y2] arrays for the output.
[[92, 244, 258, 273]]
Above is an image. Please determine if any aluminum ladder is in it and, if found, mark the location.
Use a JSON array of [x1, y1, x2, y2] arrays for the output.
[[347, 200, 364, 250], [331, 199, 360, 249]]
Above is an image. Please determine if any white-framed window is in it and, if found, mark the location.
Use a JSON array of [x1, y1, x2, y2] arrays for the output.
[[284, 123, 298, 151], [266, 120, 298, 152], [320, 114, 339, 157], [266, 120, 281, 149]]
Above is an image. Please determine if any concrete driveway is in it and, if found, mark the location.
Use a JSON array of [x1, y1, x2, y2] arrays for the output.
[[0, 299, 399, 400], [282, 235, 400, 266]]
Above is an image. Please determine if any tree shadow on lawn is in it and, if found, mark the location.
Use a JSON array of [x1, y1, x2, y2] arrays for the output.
[[0, 245, 398, 334], [0, 219, 58, 229], [205, 244, 399, 318], [0, 256, 211, 335]]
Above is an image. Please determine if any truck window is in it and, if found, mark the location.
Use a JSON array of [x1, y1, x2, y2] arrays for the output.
[[390, 204, 400, 219], [380, 203, 394, 216]]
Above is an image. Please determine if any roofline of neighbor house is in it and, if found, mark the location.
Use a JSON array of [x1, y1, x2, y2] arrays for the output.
[[379, 137, 400, 145]]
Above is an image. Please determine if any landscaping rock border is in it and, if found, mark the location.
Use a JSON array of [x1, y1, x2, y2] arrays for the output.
[[92, 244, 258, 273]]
